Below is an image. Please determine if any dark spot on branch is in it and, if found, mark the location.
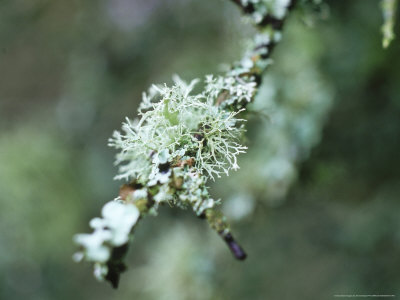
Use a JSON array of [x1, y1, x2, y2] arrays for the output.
[[119, 182, 143, 201], [220, 232, 247, 260], [230, 0, 255, 14], [258, 15, 284, 30], [105, 244, 129, 288], [194, 133, 203, 141], [158, 162, 170, 174]]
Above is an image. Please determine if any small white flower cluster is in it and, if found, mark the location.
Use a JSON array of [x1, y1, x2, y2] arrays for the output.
[[73, 201, 140, 280]]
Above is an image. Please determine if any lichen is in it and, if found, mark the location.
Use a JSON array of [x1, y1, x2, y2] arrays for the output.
[[381, 0, 398, 48], [73, 201, 140, 280], [73, 75, 250, 283], [74, 0, 295, 287], [109, 75, 248, 182]]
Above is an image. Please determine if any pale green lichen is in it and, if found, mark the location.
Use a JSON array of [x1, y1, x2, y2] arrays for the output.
[[74, 0, 294, 287], [205, 74, 256, 107], [109, 76, 247, 182], [381, 0, 398, 48], [73, 201, 140, 280], [241, 0, 291, 23], [74, 75, 250, 283]]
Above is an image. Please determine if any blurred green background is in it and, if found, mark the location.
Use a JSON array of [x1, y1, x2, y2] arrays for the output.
[[0, 0, 399, 299]]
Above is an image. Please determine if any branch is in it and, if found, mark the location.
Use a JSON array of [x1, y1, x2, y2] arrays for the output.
[[74, 0, 297, 288], [226, 0, 297, 92], [204, 208, 247, 260]]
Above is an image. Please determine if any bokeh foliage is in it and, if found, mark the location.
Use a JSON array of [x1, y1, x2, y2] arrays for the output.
[[0, 0, 399, 299]]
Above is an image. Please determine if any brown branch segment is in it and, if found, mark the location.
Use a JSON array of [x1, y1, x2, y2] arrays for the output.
[[232, 0, 297, 62], [203, 208, 247, 260]]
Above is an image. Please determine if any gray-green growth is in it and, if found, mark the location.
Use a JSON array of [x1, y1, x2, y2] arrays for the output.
[[74, 0, 296, 288], [381, 0, 398, 48]]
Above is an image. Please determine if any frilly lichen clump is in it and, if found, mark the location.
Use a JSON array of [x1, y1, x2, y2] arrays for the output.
[[74, 0, 295, 288], [110, 75, 250, 183], [73, 75, 254, 286]]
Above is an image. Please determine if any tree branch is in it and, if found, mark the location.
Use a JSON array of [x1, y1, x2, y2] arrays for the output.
[[74, 0, 298, 288]]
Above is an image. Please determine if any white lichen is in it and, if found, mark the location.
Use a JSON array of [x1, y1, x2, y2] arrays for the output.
[[74, 75, 251, 282], [74, 201, 140, 280], [241, 0, 291, 23], [74, 0, 293, 286], [109, 75, 248, 182]]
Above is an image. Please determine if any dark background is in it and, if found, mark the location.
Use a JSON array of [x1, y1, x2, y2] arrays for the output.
[[0, 0, 399, 299]]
